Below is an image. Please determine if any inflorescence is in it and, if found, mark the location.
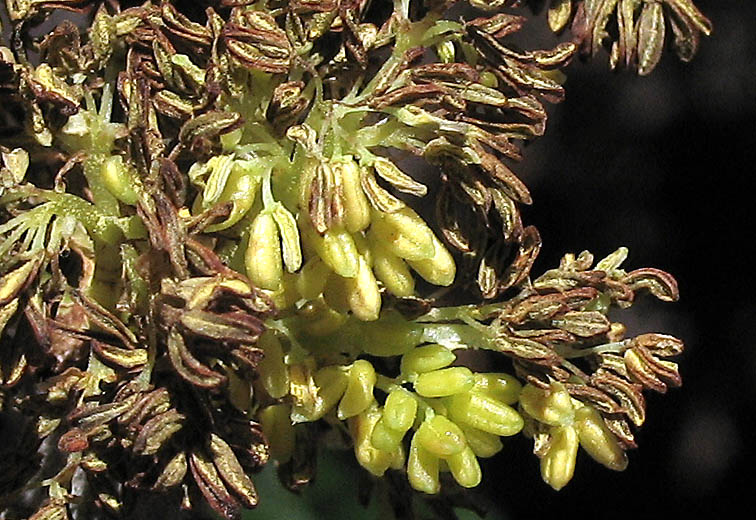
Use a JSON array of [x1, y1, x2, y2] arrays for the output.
[[0, 1, 709, 518]]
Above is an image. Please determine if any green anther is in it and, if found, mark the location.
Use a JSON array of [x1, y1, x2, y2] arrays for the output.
[[205, 162, 261, 232], [337, 360, 377, 420], [370, 208, 435, 261], [332, 156, 371, 233], [372, 243, 415, 297], [540, 425, 579, 491], [414, 367, 474, 398], [345, 255, 381, 321], [382, 388, 418, 432], [305, 225, 360, 278], [446, 392, 524, 437], [446, 446, 482, 488], [359, 310, 424, 357], [400, 344, 456, 375], [519, 382, 575, 426], [407, 233, 456, 287], [310, 365, 349, 420], [471, 373, 522, 405], [256, 331, 289, 399], [296, 258, 331, 300], [370, 419, 405, 452], [349, 406, 396, 477], [245, 212, 283, 290], [459, 425, 503, 458], [259, 404, 295, 463], [415, 415, 466, 457], [408, 430, 440, 494], [100, 156, 138, 205], [575, 406, 628, 471]]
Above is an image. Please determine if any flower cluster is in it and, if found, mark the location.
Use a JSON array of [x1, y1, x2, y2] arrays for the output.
[[0, 0, 707, 519]]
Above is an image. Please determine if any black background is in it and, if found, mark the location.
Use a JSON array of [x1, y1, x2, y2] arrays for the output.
[[480, 1, 756, 518]]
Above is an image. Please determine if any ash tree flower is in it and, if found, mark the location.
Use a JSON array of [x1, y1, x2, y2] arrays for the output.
[[0, 0, 708, 519]]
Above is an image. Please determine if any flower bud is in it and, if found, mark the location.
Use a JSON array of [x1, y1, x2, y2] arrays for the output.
[[372, 243, 415, 297], [338, 360, 376, 419], [519, 382, 575, 426], [382, 388, 418, 432], [101, 155, 138, 205], [245, 212, 283, 290], [345, 255, 381, 321], [256, 331, 289, 399], [349, 406, 395, 477], [332, 157, 371, 233], [370, 207, 435, 261], [414, 367, 474, 398], [471, 373, 522, 405], [415, 415, 466, 457], [575, 406, 628, 471], [459, 425, 503, 458], [408, 430, 440, 494], [401, 344, 456, 375], [259, 404, 295, 463], [407, 233, 456, 287], [540, 425, 579, 491], [446, 392, 524, 437], [446, 446, 482, 488]]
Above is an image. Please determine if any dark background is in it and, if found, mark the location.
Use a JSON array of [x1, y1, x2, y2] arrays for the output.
[[480, 1, 756, 518]]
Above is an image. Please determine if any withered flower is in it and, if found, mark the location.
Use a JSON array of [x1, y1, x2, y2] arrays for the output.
[[0, 0, 707, 518]]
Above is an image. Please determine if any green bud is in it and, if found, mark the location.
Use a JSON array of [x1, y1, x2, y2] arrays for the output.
[[472, 373, 522, 405], [345, 255, 381, 321], [446, 446, 482, 488], [305, 365, 348, 420], [519, 382, 575, 426], [332, 156, 371, 233], [401, 344, 456, 375], [349, 406, 396, 477], [101, 155, 138, 205], [383, 388, 418, 432], [245, 212, 283, 290], [446, 392, 524, 437], [407, 233, 456, 287], [414, 367, 474, 398], [575, 406, 628, 471], [416, 415, 467, 457], [459, 425, 503, 458], [271, 204, 302, 273], [540, 425, 579, 491], [304, 223, 360, 278], [408, 430, 440, 494], [256, 331, 289, 399], [338, 360, 377, 420], [372, 243, 415, 297], [370, 207, 435, 261], [359, 310, 424, 357], [259, 404, 295, 463], [370, 419, 406, 452], [204, 162, 260, 232], [436, 40, 456, 64]]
